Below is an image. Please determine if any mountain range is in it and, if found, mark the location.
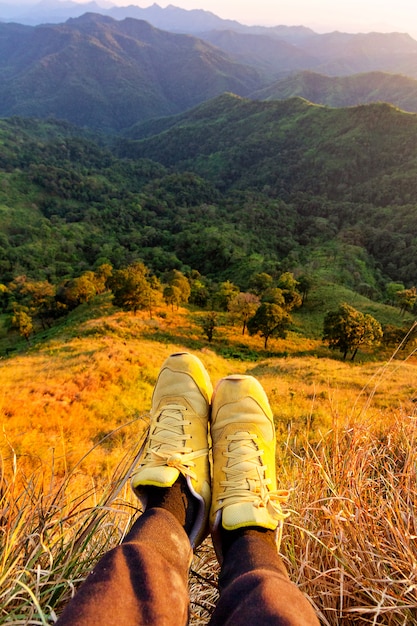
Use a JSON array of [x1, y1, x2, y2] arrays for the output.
[[0, 13, 262, 131], [1, 9, 417, 132], [0, 1, 319, 38], [198, 29, 417, 79]]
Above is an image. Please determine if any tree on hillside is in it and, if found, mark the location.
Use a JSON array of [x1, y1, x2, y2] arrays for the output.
[[276, 272, 302, 310], [143, 275, 162, 318], [8, 306, 33, 342], [163, 284, 182, 311], [165, 270, 191, 305], [56, 273, 97, 310], [395, 287, 417, 315], [261, 287, 285, 307], [228, 292, 260, 335], [201, 311, 218, 343], [189, 270, 210, 308], [21, 280, 57, 328], [214, 280, 240, 311], [249, 272, 273, 297], [108, 262, 155, 315], [296, 273, 313, 305], [381, 322, 417, 349], [386, 282, 405, 306], [94, 263, 113, 293], [7, 277, 61, 328], [72, 273, 98, 304], [323, 302, 383, 361], [247, 302, 291, 349]]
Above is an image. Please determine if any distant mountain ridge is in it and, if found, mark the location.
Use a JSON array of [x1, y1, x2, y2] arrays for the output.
[[252, 71, 417, 112], [0, 13, 263, 131], [0, 0, 316, 40], [198, 29, 417, 79]]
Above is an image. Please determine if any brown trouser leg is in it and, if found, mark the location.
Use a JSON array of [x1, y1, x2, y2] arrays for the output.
[[56, 508, 192, 626], [57, 514, 320, 626], [209, 533, 320, 626]]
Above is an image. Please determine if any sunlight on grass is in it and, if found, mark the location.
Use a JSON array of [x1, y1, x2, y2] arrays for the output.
[[282, 411, 417, 624], [0, 426, 148, 623], [1, 304, 417, 623]]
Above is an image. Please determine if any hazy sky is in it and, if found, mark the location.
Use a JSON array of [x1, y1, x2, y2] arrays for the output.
[[9, 0, 417, 38], [106, 0, 417, 37]]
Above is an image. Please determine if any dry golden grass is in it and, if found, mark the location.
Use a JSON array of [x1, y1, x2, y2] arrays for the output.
[[1, 303, 417, 623], [282, 413, 417, 624]]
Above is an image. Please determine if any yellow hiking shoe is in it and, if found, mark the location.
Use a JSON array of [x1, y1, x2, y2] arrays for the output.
[[131, 352, 212, 547], [210, 374, 289, 560]]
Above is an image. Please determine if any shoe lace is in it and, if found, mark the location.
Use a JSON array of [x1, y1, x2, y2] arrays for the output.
[[218, 431, 289, 522], [145, 403, 207, 481]]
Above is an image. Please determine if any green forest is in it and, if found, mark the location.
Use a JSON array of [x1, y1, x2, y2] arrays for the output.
[[2, 96, 417, 294], [2, 95, 417, 359]]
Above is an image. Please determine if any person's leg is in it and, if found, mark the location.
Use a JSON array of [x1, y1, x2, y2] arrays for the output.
[[56, 506, 192, 626], [56, 352, 212, 626], [209, 375, 320, 626]]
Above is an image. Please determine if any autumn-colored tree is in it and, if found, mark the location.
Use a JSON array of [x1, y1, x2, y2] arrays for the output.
[[276, 272, 302, 310], [108, 262, 156, 315], [249, 272, 273, 297], [261, 287, 285, 307], [163, 284, 182, 311], [94, 263, 113, 293], [323, 303, 383, 361], [143, 275, 162, 318], [8, 306, 33, 342], [189, 276, 210, 308], [228, 292, 260, 335], [73, 273, 97, 304], [247, 302, 291, 349], [395, 287, 417, 315], [8, 278, 59, 328], [165, 270, 191, 305]]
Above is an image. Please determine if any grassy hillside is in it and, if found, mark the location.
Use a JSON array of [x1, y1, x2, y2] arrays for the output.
[[2, 297, 417, 623]]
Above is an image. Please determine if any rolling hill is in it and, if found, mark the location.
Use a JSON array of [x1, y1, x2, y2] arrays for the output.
[[119, 94, 417, 285], [302, 31, 417, 78], [121, 93, 417, 200], [252, 70, 417, 112]]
